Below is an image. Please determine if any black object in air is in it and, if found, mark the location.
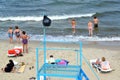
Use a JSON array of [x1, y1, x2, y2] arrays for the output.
[[42, 15, 51, 27]]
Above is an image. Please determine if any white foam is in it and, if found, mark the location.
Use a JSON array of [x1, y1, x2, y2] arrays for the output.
[[0, 13, 95, 21], [49, 13, 95, 20], [1, 33, 120, 42], [30, 35, 120, 42]]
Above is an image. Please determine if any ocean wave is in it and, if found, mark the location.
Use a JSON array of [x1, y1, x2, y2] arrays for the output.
[[47, 0, 82, 5], [102, 0, 120, 4], [93, 11, 120, 17], [1, 33, 120, 41], [0, 13, 95, 21], [29, 35, 120, 42]]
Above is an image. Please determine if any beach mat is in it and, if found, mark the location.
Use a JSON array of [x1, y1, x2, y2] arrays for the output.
[[17, 65, 26, 73]]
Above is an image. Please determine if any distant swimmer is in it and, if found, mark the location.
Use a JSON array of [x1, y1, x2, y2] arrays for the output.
[[93, 16, 99, 33], [71, 19, 76, 34], [88, 21, 93, 36]]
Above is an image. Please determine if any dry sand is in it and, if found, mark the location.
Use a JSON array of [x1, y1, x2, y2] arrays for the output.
[[0, 39, 120, 80]]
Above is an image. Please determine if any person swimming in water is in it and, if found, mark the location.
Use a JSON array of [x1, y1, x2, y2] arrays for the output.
[[21, 31, 29, 53], [14, 26, 21, 43], [7, 27, 13, 43]]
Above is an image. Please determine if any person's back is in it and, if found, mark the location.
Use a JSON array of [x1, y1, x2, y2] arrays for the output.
[[71, 19, 76, 34], [21, 31, 29, 44], [88, 21, 93, 29], [94, 18, 98, 24], [71, 19, 76, 27], [93, 16, 99, 34], [8, 27, 13, 43], [93, 17, 99, 25], [14, 26, 21, 43], [21, 31, 29, 53], [88, 21, 93, 36], [14, 29, 20, 37], [100, 61, 110, 70], [8, 27, 13, 34]]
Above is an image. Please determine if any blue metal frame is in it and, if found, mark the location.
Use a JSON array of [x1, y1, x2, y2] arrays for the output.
[[36, 48, 39, 80], [36, 27, 90, 80], [43, 27, 47, 80], [43, 28, 46, 64]]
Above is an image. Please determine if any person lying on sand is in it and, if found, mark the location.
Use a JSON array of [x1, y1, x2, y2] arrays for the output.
[[1, 59, 15, 73]]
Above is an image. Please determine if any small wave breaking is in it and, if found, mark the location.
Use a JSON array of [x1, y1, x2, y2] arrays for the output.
[[0, 13, 95, 21], [29, 34, 120, 42], [1, 33, 120, 42]]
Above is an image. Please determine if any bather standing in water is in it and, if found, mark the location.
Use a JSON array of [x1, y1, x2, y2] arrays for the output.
[[88, 21, 93, 36], [71, 19, 76, 34], [14, 26, 21, 43], [7, 27, 13, 43]]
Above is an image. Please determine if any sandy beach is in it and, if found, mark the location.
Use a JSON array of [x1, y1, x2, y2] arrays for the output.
[[0, 39, 120, 80]]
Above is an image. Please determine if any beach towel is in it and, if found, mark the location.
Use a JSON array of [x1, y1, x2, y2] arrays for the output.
[[57, 59, 69, 66], [8, 48, 22, 57], [17, 64, 26, 73], [14, 46, 23, 50]]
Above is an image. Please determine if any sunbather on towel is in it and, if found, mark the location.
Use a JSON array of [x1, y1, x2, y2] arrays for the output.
[[92, 57, 111, 70], [48, 55, 55, 64], [100, 57, 111, 70]]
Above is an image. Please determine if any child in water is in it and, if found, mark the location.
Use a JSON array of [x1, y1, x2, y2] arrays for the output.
[[21, 31, 29, 53], [7, 27, 13, 43]]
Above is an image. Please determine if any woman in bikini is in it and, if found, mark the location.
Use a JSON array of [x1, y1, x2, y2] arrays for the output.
[[21, 31, 29, 53], [88, 21, 93, 36], [14, 26, 21, 43], [7, 27, 13, 43]]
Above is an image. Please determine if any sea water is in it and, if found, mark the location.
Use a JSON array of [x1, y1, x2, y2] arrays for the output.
[[0, 0, 120, 41]]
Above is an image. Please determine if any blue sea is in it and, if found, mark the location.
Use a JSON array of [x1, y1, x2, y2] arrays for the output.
[[0, 0, 120, 41]]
